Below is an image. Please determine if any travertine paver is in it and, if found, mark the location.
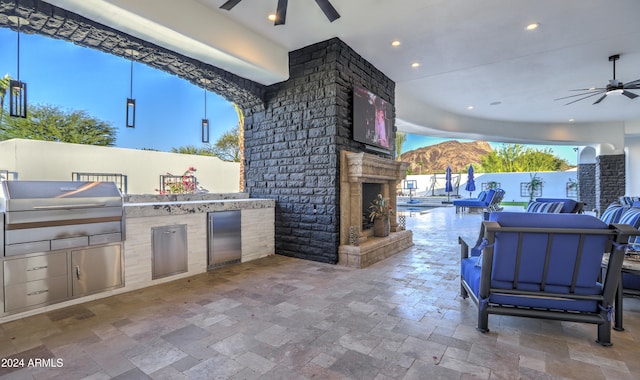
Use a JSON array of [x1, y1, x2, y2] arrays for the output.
[[0, 206, 639, 379]]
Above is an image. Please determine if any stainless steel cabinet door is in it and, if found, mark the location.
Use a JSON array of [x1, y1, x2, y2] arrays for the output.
[[152, 225, 188, 280], [71, 244, 123, 296]]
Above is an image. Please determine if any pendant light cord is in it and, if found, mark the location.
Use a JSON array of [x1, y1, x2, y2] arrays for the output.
[[129, 58, 133, 98], [16, 17, 20, 81], [204, 89, 207, 118]]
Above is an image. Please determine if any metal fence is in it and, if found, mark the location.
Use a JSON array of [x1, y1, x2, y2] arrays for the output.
[[72, 172, 128, 194], [159, 174, 197, 194]]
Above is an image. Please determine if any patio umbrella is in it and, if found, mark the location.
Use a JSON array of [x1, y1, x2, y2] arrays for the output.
[[445, 165, 453, 202], [464, 164, 476, 197]]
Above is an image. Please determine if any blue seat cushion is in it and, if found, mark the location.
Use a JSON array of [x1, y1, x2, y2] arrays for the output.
[[622, 272, 640, 291], [454, 189, 495, 208]]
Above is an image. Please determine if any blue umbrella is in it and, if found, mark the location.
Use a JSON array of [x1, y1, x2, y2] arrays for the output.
[[445, 166, 453, 202], [465, 164, 476, 197]]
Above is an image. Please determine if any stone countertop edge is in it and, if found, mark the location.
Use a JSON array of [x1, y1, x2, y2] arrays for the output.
[[124, 198, 275, 218]]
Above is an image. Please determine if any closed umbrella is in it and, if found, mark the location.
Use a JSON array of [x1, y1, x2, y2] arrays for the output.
[[464, 164, 476, 197], [445, 166, 453, 202]]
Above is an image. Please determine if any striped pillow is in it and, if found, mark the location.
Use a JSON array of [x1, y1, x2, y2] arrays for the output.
[[526, 201, 564, 213], [619, 207, 640, 228], [619, 196, 640, 206], [600, 203, 630, 224]]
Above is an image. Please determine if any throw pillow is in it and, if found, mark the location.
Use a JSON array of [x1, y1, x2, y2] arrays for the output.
[[600, 202, 629, 224], [525, 201, 563, 213]]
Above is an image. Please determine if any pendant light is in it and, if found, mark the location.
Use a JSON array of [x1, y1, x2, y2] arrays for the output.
[[125, 49, 137, 128], [202, 89, 210, 143], [9, 14, 28, 118]]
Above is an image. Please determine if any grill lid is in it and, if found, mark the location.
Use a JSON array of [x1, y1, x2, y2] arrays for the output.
[[1, 181, 123, 212]]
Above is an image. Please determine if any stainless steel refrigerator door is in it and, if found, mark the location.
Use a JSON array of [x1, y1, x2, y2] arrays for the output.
[[208, 211, 241, 269]]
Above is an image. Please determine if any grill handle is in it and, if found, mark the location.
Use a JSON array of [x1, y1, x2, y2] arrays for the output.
[[32, 203, 107, 210]]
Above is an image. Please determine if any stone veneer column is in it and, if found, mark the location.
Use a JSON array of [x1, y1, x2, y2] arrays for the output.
[[244, 38, 396, 264], [577, 163, 595, 212], [595, 154, 625, 213]]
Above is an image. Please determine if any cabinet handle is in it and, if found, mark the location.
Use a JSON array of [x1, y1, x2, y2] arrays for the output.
[[27, 289, 49, 296], [76, 265, 81, 280], [164, 230, 176, 234], [27, 265, 48, 272]]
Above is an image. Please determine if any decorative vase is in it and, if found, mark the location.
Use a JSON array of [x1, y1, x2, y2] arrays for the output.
[[373, 216, 390, 237]]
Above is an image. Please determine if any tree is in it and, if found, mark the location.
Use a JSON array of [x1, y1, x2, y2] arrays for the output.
[[0, 103, 116, 146], [0, 74, 10, 120], [170, 145, 215, 156], [210, 128, 241, 162], [395, 131, 406, 161], [480, 143, 569, 172]]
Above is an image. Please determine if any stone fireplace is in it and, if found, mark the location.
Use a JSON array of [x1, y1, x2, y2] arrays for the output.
[[339, 151, 414, 268]]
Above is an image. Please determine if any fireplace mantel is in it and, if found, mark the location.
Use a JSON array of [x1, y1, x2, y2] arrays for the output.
[[342, 152, 408, 183], [339, 151, 413, 267]]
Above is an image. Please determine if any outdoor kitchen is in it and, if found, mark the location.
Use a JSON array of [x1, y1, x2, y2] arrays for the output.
[[0, 181, 275, 323]]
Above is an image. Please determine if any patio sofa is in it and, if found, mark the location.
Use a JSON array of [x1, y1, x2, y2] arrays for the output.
[[453, 188, 504, 213], [459, 212, 636, 346]]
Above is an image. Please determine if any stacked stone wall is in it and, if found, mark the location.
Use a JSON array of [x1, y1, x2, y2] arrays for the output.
[[244, 38, 395, 263]]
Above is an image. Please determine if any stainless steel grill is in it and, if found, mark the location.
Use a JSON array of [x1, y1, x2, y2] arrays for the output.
[[1, 181, 124, 256]]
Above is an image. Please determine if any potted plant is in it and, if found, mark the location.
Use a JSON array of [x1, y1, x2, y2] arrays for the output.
[[368, 194, 391, 237], [526, 173, 543, 201]]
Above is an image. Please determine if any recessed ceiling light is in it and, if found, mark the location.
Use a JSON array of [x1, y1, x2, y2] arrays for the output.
[[467, 106, 474, 110], [268, 14, 276, 21], [569, 118, 575, 122], [526, 23, 540, 31], [391, 40, 401, 47], [411, 62, 420, 68]]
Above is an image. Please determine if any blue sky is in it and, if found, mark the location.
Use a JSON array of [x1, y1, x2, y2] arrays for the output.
[[1, 27, 577, 164]]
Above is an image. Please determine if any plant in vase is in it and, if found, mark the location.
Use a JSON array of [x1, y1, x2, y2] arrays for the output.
[[368, 193, 392, 237]]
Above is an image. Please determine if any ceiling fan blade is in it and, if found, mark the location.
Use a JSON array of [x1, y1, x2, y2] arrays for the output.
[[274, 0, 288, 25], [593, 94, 607, 105], [220, 0, 242, 10], [622, 90, 638, 99], [563, 91, 605, 105], [555, 90, 604, 101], [624, 79, 640, 89], [568, 88, 605, 92], [315, 0, 341, 22]]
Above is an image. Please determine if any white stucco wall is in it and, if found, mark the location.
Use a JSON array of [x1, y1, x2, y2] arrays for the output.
[[405, 171, 578, 202], [0, 139, 240, 194], [625, 136, 640, 196]]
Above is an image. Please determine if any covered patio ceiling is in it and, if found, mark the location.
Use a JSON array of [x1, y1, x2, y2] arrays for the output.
[[20, 1, 640, 150]]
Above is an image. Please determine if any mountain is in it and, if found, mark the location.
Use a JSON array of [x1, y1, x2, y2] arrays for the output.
[[400, 140, 492, 173]]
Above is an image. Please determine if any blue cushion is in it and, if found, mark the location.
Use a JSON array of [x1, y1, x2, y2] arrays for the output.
[[454, 189, 495, 208], [618, 207, 640, 228], [536, 198, 578, 213], [600, 203, 629, 224], [620, 196, 640, 206], [526, 201, 563, 213]]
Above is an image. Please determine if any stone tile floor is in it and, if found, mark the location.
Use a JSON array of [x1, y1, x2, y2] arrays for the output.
[[1, 207, 639, 379]]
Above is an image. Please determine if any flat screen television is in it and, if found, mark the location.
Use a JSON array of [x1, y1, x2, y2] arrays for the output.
[[352, 85, 393, 151]]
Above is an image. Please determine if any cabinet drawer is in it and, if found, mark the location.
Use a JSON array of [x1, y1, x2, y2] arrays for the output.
[[4, 276, 69, 312], [4, 251, 68, 286]]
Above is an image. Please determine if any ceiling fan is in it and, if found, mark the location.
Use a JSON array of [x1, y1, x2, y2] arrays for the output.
[[219, 0, 340, 26], [556, 54, 640, 105]]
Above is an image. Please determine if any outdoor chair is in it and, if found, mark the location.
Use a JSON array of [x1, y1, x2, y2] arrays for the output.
[[453, 188, 504, 213], [459, 212, 636, 346]]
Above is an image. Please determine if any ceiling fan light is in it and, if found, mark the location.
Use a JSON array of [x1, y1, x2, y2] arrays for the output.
[[607, 89, 624, 96]]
